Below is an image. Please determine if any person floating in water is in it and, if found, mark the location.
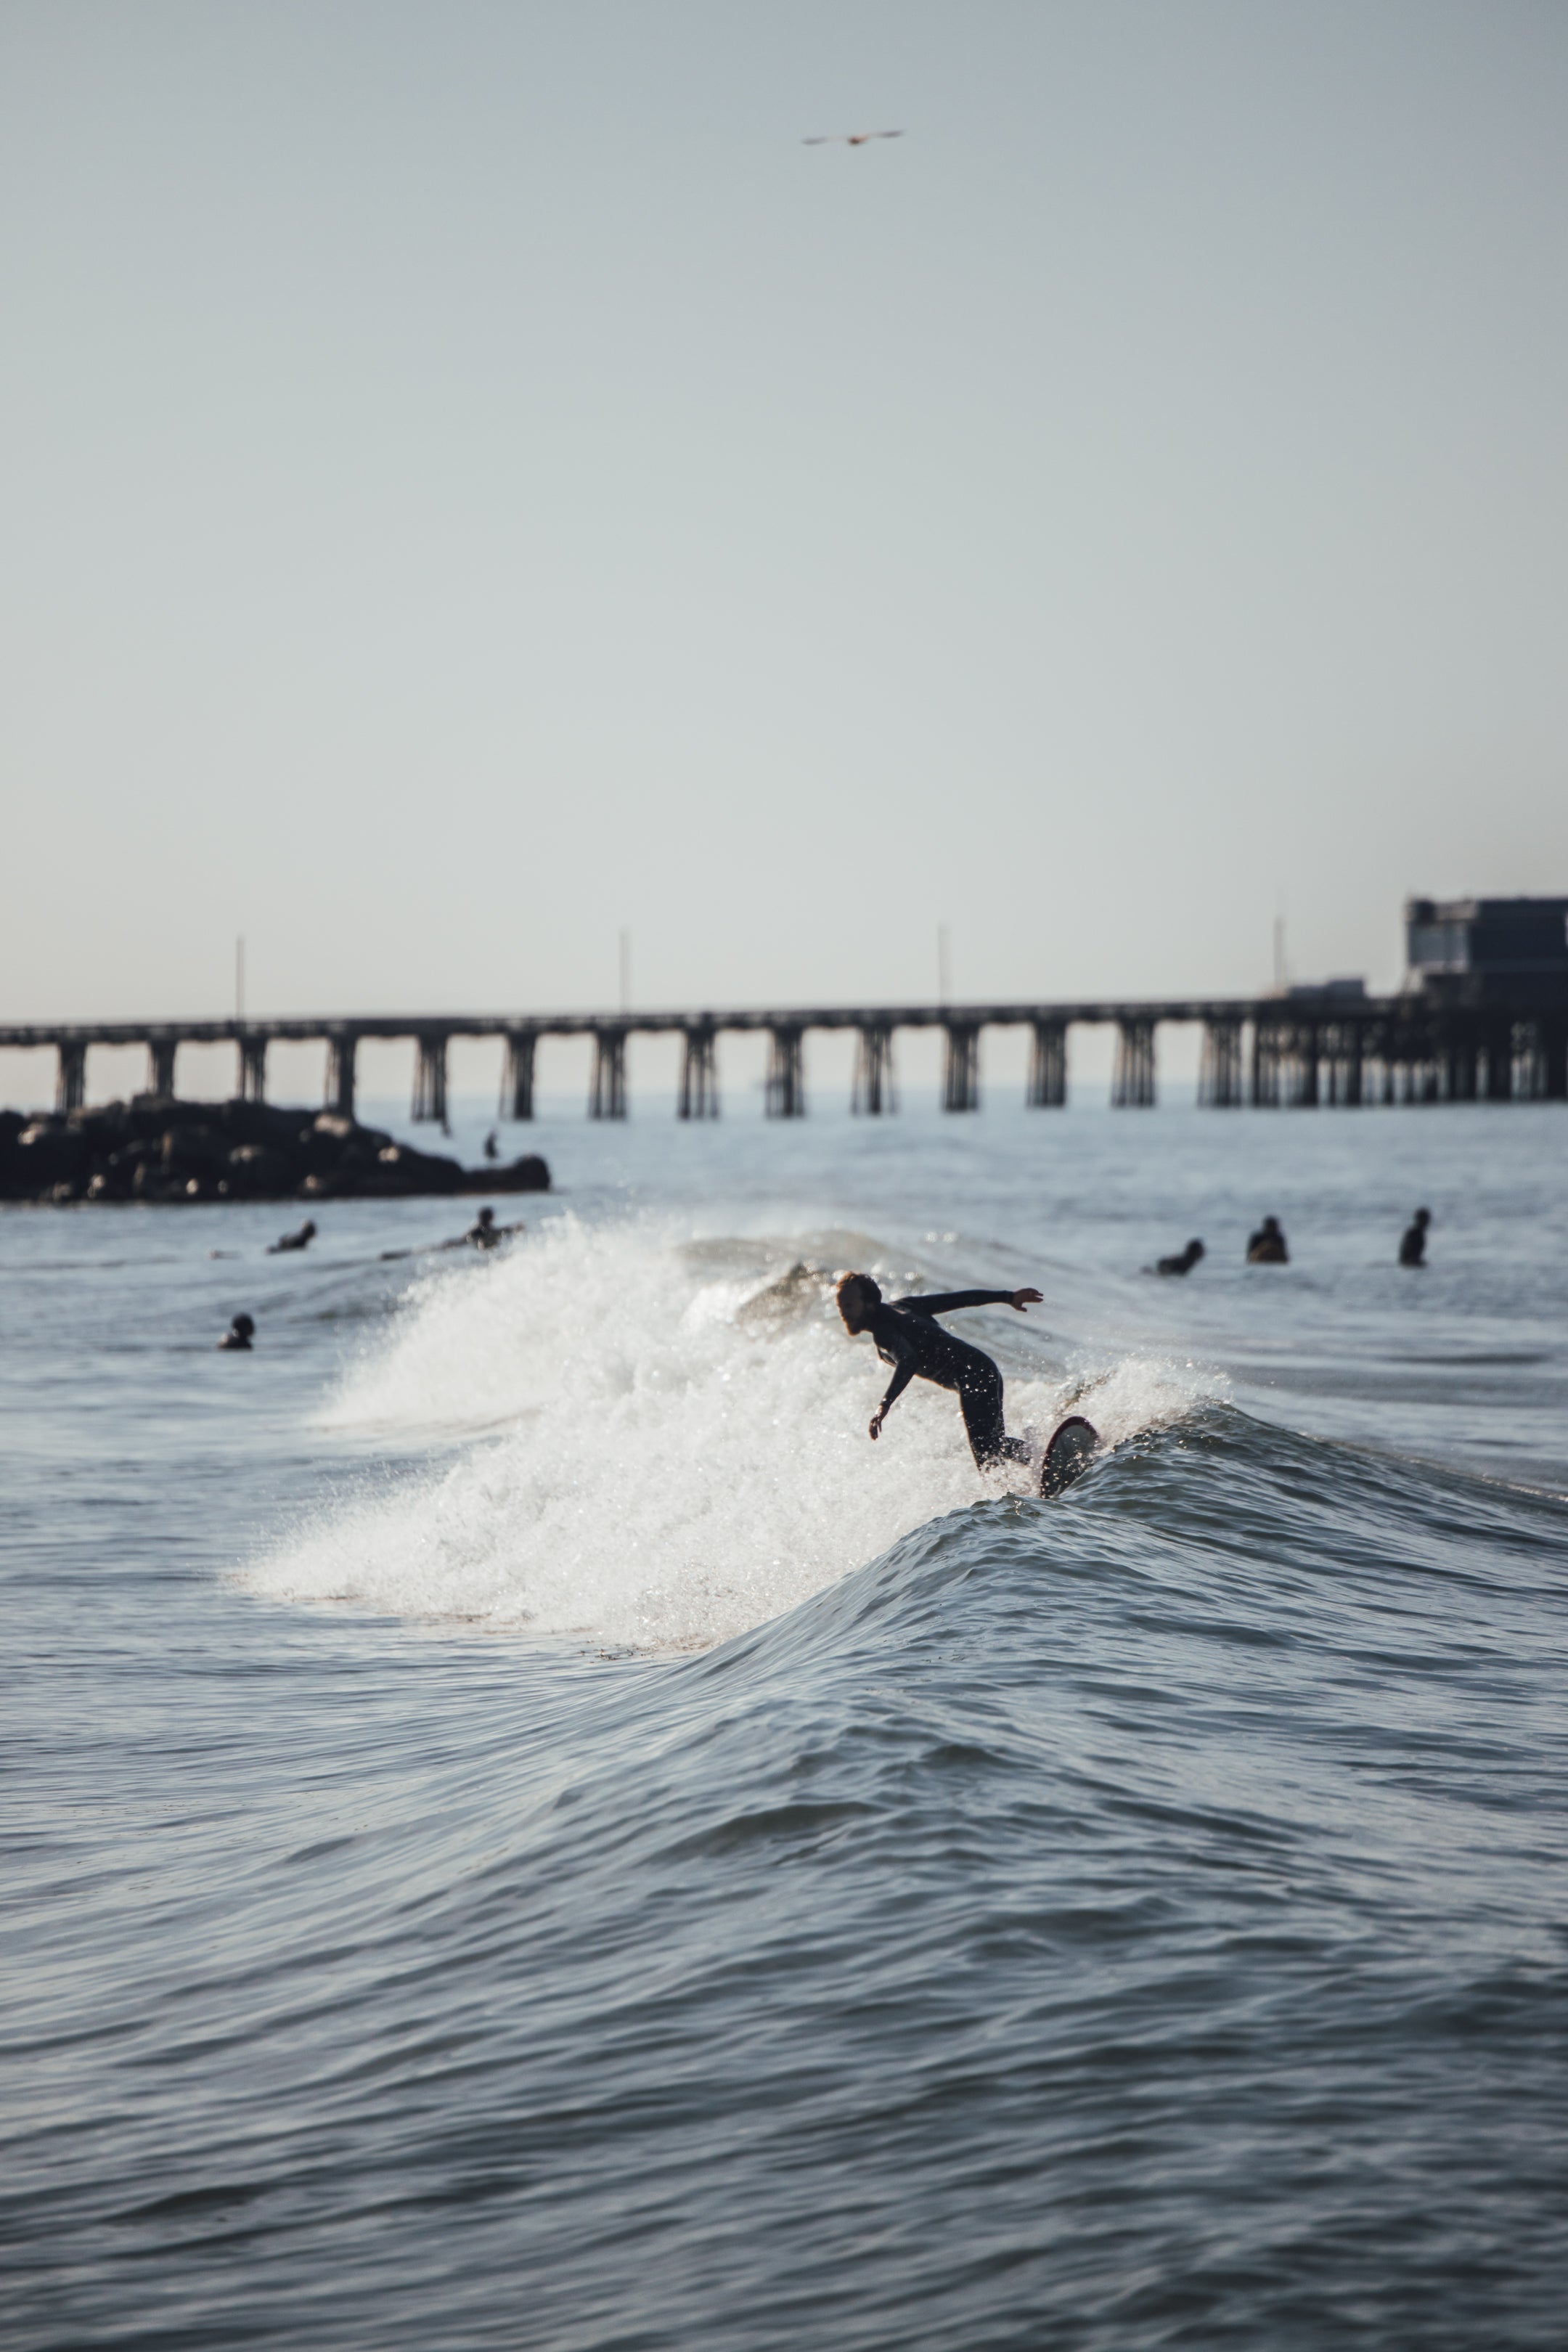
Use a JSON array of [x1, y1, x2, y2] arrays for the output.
[[483, 1129, 499, 1161], [1156, 1238, 1205, 1277], [1399, 1206, 1432, 1267], [1246, 1215, 1289, 1265], [836, 1274, 1042, 1470], [268, 1218, 317, 1255], [218, 1312, 255, 1351], [377, 1206, 524, 1262]]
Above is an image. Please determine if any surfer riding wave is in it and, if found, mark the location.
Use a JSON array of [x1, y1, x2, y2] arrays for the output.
[[836, 1274, 1041, 1470]]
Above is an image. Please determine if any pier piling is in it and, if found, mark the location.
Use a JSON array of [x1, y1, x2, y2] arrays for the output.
[[678, 1026, 719, 1119], [412, 1035, 448, 1124], [766, 1026, 805, 1118], [147, 1039, 178, 1100], [56, 1041, 86, 1115], [590, 1029, 628, 1120], [1198, 1018, 1244, 1108], [238, 1035, 269, 1103], [852, 1024, 896, 1115], [502, 1032, 536, 1122], [942, 1023, 981, 1113], [1026, 1021, 1066, 1108], [1111, 1018, 1156, 1108], [325, 1034, 357, 1119]]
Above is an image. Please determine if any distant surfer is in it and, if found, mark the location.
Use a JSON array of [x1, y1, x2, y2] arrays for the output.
[[376, 1206, 523, 1262], [268, 1218, 317, 1255], [1399, 1206, 1432, 1267], [217, 1312, 255, 1351], [1156, 1238, 1205, 1276], [1246, 1215, 1289, 1265], [836, 1274, 1041, 1470], [483, 1129, 499, 1161]]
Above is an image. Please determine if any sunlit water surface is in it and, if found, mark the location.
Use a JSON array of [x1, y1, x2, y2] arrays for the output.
[[4, 1095, 1567, 2349]]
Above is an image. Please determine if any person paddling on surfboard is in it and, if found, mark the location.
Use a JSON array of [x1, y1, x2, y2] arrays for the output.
[[836, 1274, 1041, 1471]]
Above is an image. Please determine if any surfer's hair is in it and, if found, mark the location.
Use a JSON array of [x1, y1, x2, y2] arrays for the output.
[[836, 1273, 881, 1331]]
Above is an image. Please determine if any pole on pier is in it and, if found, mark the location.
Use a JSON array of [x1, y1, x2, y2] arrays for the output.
[[146, 1038, 178, 1100], [325, 1034, 358, 1119], [1026, 1021, 1066, 1108], [55, 1040, 86, 1115], [678, 1026, 719, 1119], [238, 1034, 269, 1103], [852, 1024, 896, 1114], [942, 1023, 981, 1113], [502, 1032, 536, 1121], [412, 1034, 448, 1124], [1197, 1018, 1243, 1108], [765, 1026, 805, 1118], [1111, 1018, 1155, 1108], [589, 1028, 628, 1119]]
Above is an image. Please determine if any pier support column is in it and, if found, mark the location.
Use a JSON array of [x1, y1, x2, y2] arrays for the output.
[[1111, 1018, 1155, 1108], [852, 1024, 896, 1114], [1251, 1021, 1282, 1107], [765, 1026, 805, 1118], [1333, 1024, 1365, 1107], [1484, 1022, 1514, 1101], [412, 1034, 449, 1124], [678, 1026, 720, 1119], [325, 1034, 358, 1119], [1198, 1019, 1243, 1107], [1287, 1023, 1320, 1108], [55, 1040, 86, 1114], [147, 1038, 178, 1099], [1026, 1021, 1066, 1108], [1540, 1019, 1567, 1101], [502, 1032, 536, 1121], [942, 1023, 981, 1113], [237, 1034, 268, 1103], [589, 1028, 628, 1119]]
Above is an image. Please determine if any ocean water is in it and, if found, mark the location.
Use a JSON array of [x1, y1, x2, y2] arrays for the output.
[[4, 1093, 1567, 2350]]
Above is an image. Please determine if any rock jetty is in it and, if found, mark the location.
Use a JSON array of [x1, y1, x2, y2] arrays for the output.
[[0, 1098, 550, 1205]]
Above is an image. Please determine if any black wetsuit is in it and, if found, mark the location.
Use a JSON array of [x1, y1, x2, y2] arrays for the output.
[[866, 1291, 1030, 1470], [1399, 1220, 1428, 1267]]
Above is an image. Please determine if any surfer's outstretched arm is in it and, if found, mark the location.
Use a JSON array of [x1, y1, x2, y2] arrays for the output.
[[897, 1288, 1042, 1315]]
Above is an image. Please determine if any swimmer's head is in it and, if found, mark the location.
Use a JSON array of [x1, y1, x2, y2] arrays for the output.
[[231, 1313, 255, 1339], [301, 1220, 317, 1239], [1413, 1206, 1431, 1226], [836, 1273, 882, 1333], [477, 1207, 495, 1226], [1187, 1239, 1205, 1259]]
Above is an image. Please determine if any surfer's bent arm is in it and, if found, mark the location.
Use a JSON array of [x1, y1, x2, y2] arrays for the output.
[[897, 1289, 1042, 1315], [868, 1353, 917, 1440]]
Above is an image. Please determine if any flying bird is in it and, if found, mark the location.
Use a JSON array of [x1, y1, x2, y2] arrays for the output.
[[802, 130, 905, 146]]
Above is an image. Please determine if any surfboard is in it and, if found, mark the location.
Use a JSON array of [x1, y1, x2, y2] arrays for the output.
[[1040, 1414, 1098, 1499]]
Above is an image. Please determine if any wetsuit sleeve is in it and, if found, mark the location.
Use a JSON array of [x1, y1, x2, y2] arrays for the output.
[[895, 1290, 1016, 1315]]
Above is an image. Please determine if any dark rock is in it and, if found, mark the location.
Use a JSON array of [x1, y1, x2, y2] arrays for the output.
[[0, 1095, 551, 1205]]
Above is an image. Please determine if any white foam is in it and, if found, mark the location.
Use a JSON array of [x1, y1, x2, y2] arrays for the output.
[[244, 1218, 1207, 1651]]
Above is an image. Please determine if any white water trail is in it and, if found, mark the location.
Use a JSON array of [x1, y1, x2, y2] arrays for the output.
[[245, 1217, 1204, 1650]]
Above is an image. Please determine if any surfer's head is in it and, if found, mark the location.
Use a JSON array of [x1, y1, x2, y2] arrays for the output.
[[836, 1273, 881, 1334], [1413, 1207, 1431, 1227]]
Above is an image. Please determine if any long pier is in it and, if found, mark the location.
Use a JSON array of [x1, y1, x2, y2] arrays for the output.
[[4, 995, 1564, 1121]]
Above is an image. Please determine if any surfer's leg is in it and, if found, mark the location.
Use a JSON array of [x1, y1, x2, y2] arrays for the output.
[[955, 1355, 1029, 1470]]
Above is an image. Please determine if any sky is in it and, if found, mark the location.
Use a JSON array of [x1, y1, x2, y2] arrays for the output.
[[4, 0, 1567, 1032]]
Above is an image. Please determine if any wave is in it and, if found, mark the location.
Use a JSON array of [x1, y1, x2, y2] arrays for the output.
[[242, 1216, 1208, 1649]]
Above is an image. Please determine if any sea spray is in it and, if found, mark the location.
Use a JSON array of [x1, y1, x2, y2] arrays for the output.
[[245, 1217, 1205, 1647]]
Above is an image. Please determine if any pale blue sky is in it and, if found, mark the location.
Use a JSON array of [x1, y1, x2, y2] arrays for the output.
[[4, 0, 1566, 1028]]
